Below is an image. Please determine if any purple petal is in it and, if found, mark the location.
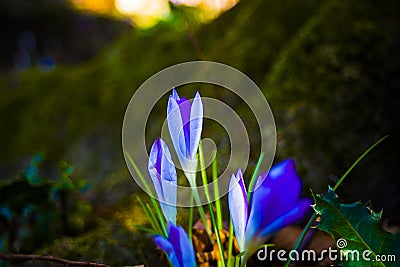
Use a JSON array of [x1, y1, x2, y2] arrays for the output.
[[245, 159, 304, 246], [188, 91, 203, 160], [159, 139, 177, 224], [245, 177, 271, 244], [172, 88, 180, 101], [167, 90, 203, 185], [153, 234, 181, 267], [250, 159, 301, 229], [168, 223, 196, 267], [170, 89, 191, 157], [148, 139, 164, 202], [258, 198, 312, 239], [176, 98, 191, 156], [167, 95, 187, 162], [228, 169, 248, 251], [148, 138, 177, 224]]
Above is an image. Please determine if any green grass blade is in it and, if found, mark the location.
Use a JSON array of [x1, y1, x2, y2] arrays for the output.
[[235, 256, 241, 267], [146, 203, 164, 235], [333, 135, 388, 191], [192, 142, 214, 243], [199, 142, 226, 266], [188, 194, 194, 241], [207, 201, 226, 266], [247, 152, 265, 202], [226, 220, 234, 267], [198, 142, 210, 200], [212, 152, 223, 230], [136, 196, 162, 234], [125, 151, 168, 236], [133, 224, 158, 235]]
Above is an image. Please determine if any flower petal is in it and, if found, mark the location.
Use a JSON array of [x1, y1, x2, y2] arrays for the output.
[[249, 159, 302, 231], [257, 198, 312, 239], [148, 139, 164, 202], [189, 91, 203, 160], [245, 159, 305, 249], [228, 169, 248, 251], [153, 234, 181, 267], [171, 88, 191, 157], [167, 93, 187, 163], [244, 178, 271, 245], [148, 138, 177, 224], [176, 104, 191, 156], [168, 223, 196, 267], [167, 90, 203, 186], [160, 139, 177, 224]]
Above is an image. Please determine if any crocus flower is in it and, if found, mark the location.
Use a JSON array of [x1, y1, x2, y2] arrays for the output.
[[228, 159, 312, 253], [153, 223, 196, 267], [167, 89, 203, 186], [148, 138, 177, 224]]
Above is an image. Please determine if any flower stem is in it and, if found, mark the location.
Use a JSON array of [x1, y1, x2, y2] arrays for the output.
[[190, 182, 214, 242]]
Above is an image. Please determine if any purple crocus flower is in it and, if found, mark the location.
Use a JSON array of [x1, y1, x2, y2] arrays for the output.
[[153, 223, 196, 267], [148, 138, 177, 224], [228, 159, 312, 253], [167, 89, 203, 185]]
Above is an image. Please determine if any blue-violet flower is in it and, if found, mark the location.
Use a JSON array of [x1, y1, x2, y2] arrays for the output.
[[167, 89, 203, 186], [148, 138, 177, 224], [153, 223, 196, 267], [229, 159, 312, 253]]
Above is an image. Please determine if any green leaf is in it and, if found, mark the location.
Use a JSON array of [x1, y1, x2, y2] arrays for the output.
[[314, 188, 400, 267], [24, 154, 44, 185]]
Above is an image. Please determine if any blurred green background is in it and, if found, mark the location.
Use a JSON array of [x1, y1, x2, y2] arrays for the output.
[[1, 0, 399, 266]]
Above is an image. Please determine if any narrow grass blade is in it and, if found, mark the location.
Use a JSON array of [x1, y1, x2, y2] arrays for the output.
[[188, 194, 194, 241], [136, 196, 162, 234], [198, 142, 210, 200], [207, 201, 226, 266], [235, 256, 241, 267], [125, 151, 167, 236], [333, 135, 388, 191], [247, 152, 264, 202], [212, 152, 223, 230], [133, 224, 158, 235], [226, 220, 234, 267], [146, 203, 164, 235], [191, 143, 213, 243], [199, 141, 226, 266]]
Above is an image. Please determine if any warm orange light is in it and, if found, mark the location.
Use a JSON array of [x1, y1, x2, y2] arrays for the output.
[[200, 0, 239, 14], [170, 0, 239, 21], [115, 0, 171, 28], [70, 0, 114, 14], [170, 0, 202, 7], [69, 0, 239, 29]]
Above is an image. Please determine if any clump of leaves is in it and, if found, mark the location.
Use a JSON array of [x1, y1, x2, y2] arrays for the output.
[[0, 155, 92, 253]]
